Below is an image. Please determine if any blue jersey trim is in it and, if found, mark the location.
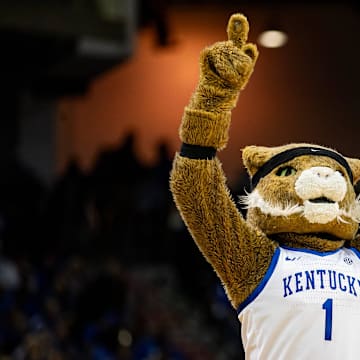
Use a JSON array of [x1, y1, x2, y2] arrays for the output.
[[350, 247, 360, 260], [237, 247, 280, 315], [280, 245, 342, 257]]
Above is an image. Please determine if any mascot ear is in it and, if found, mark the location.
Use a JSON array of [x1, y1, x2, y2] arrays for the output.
[[346, 157, 360, 185], [242, 145, 275, 177]]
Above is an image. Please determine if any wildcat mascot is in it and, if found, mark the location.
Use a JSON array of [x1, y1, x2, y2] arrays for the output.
[[170, 13, 360, 359]]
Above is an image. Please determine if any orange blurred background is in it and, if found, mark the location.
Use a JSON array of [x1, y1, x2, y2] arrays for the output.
[[57, 3, 360, 185]]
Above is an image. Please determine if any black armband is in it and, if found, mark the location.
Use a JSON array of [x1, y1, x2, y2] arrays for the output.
[[180, 143, 217, 160]]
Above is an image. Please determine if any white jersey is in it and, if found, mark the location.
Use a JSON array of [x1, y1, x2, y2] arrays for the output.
[[238, 246, 360, 360]]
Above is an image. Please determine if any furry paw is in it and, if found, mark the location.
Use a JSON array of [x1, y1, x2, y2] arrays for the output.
[[199, 14, 258, 91]]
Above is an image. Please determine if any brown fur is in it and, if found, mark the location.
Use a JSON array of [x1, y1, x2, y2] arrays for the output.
[[169, 14, 360, 310], [171, 154, 277, 308], [246, 152, 359, 240]]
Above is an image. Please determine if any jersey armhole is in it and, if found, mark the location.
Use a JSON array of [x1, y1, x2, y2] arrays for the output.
[[237, 247, 281, 315]]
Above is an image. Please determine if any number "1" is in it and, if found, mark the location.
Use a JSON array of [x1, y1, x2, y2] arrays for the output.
[[322, 298, 333, 341]]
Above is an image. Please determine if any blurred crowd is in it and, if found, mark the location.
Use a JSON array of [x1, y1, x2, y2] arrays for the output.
[[0, 133, 245, 359]]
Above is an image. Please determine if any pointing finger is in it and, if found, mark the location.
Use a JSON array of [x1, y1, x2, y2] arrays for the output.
[[226, 13, 249, 49]]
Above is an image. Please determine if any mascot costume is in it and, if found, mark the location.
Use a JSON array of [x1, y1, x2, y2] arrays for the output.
[[170, 13, 360, 359]]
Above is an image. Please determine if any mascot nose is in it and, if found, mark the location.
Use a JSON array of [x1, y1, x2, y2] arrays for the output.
[[295, 166, 347, 202], [311, 167, 335, 179]]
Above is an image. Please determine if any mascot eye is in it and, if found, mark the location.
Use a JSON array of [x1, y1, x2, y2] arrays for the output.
[[276, 166, 297, 177]]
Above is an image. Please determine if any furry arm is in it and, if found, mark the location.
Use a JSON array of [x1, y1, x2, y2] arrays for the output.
[[170, 14, 277, 309]]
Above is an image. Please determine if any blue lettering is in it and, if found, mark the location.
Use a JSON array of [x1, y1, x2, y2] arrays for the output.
[[305, 270, 315, 290], [317, 270, 326, 289], [338, 273, 347, 292], [295, 272, 303, 292], [328, 270, 337, 290], [347, 276, 357, 296], [283, 276, 293, 297], [282, 269, 360, 298]]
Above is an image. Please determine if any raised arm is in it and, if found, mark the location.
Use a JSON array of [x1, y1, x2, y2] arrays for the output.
[[170, 14, 277, 308]]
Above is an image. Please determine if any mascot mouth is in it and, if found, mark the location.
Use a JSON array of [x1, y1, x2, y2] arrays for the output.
[[308, 197, 336, 204], [241, 190, 360, 224], [303, 199, 339, 224]]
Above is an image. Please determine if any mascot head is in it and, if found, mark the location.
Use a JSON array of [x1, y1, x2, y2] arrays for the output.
[[241, 143, 360, 247]]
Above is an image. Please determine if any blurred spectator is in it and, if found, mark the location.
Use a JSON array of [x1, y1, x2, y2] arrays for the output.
[[0, 154, 46, 257], [43, 159, 91, 255], [0, 132, 244, 359]]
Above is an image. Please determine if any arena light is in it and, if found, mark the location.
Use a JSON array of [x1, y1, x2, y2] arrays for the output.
[[118, 329, 133, 347], [258, 29, 288, 48]]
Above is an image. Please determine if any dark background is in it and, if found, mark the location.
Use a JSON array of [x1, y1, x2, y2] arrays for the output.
[[0, 1, 359, 359]]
